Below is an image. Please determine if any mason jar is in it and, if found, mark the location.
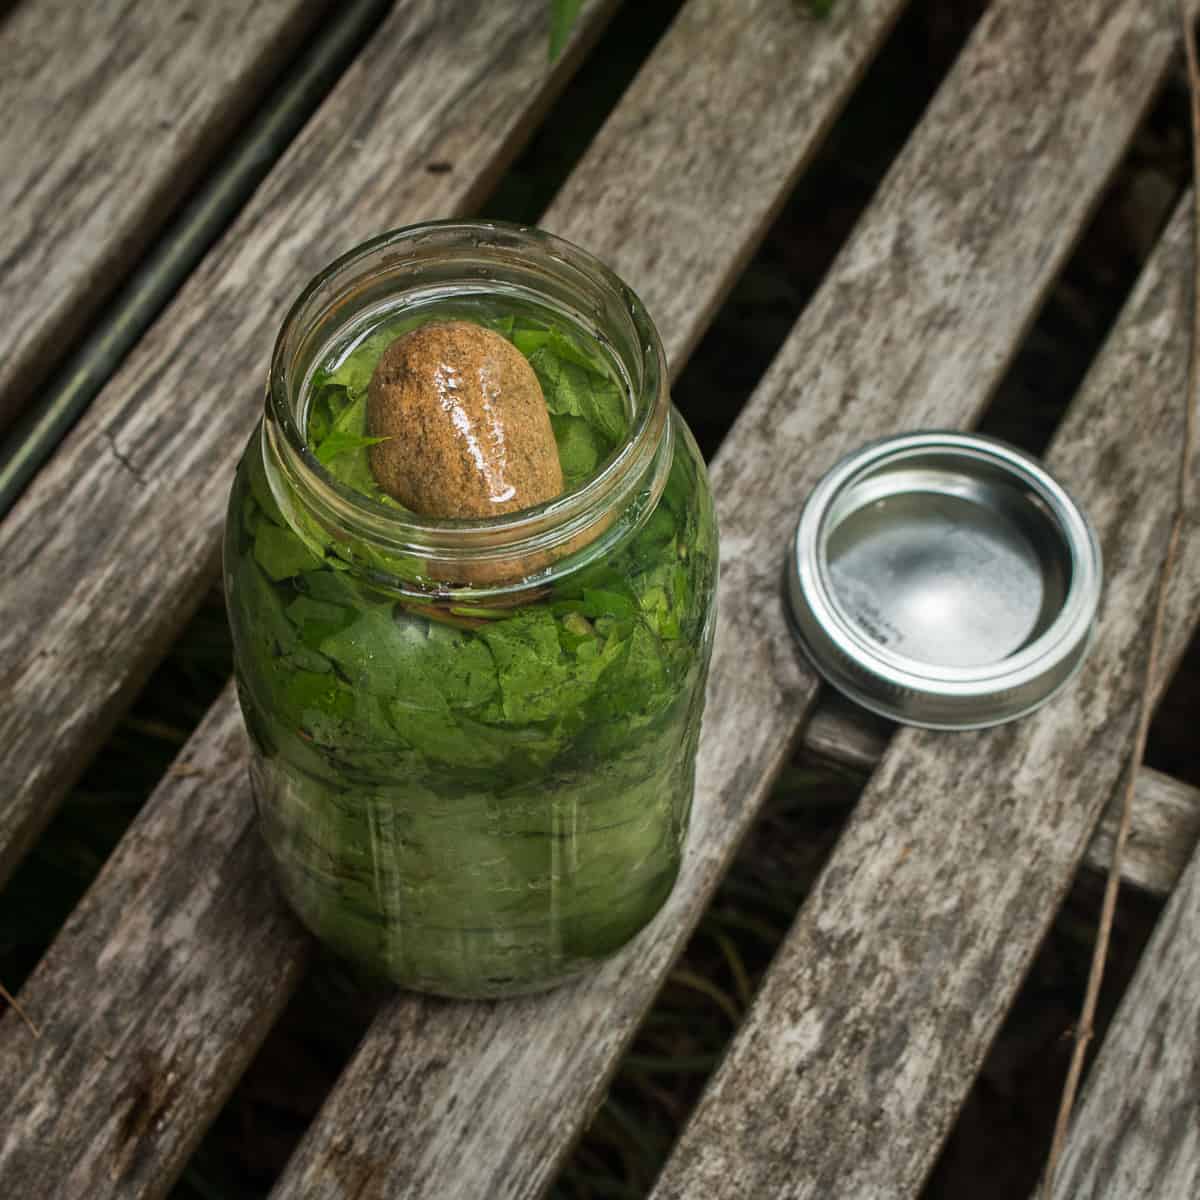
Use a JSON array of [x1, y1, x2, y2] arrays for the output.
[[223, 220, 718, 997]]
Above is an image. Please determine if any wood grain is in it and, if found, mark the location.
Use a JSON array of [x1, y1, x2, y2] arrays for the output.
[[1087, 767, 1200, 897], [0, 0, 334, 431], [1049, 842, 1200, 1198], [0, 0, 911, 898], [802, 692, 893, 772], [0, 0, 911, 1192], [803, 699, 1200, 896], [0, 3, 620, 1195], [544, 0, 909, 374], [270, 2, 1187, 1197], [649, 197, 1200, 1200], [0, 686, 312, 1198], [0, 0, 619, 892]]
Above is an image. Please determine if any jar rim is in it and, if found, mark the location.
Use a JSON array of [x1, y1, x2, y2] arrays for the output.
[[263, 219, 670, 591]]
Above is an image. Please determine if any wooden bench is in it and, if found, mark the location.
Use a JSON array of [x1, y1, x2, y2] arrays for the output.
[[1, 1, 1198, 1196]]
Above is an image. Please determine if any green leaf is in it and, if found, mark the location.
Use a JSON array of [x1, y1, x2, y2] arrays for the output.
[[590, 621, 668, 723], [478, 312, 515, 339], [321, 609, 499, 714], [253, 522, 323, 581], [333, 392, 369, 436], [336, 323, 408, 397], [236, 555, 300, 660], [297, 568, 366, 606], [245, 436, 285, 527], [387, 705, 507, 767], [480, 611, 567, 723], [529, 345, 627, 444], [512, 327, 552, 357], [240, 491, 261, 540], [481, 609, 622, 724], [286, 595, 352, 648], [314, 428, 389, 465], [550, 413, 605, 485], [548, 0, 583, 61], [581, 587, 637, 621], [307, 380, 340, 446], [545, 328, 610, 374], [280, 668, 357, 742], [421, 621, 501, 710], [312, 394, 394, 499], [283, 645, 334, 674], [319, 609, 409, 697]]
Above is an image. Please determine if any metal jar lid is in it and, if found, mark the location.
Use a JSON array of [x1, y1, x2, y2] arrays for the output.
[[787, 432, 1102, 729]]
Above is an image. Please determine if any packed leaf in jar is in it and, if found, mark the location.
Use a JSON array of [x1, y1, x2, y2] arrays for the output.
[[223, 221, 718, 997]]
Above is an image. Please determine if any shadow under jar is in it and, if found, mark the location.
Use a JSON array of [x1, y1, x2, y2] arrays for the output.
[[223, 221, 718, 997]]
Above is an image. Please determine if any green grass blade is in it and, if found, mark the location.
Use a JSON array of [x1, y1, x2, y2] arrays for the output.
[[549, 0, 584, 61]]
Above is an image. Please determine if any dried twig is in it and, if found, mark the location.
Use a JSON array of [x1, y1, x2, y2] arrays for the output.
[[0, 978, 39, 1039], [1041, 6, 1200, 1194]]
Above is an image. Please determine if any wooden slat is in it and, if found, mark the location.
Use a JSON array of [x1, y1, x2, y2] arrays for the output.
[[0, 0, 334, 431], [0, 3, 621, 1196], [1087, 767, 1200, 897], [0, 688, 310, 1197], [804, 699, 1200, 896], [542, 0, 906, 372], [1049, 842, 1200, 1198], [270, 2, 1185, 1197], [649, 194, 1200, 1200], [0, 0, 619, 892], [0, 0, 912, 1192], [802, 692, 893, 772]]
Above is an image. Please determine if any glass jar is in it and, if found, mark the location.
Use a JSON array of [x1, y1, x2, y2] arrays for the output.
[[223, 221, 718, 997]]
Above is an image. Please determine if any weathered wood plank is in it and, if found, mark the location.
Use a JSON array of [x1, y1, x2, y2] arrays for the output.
[[0, 686, 311, 1198], [1087, 767, 1200, 897], [0, 0, 913, 907], [0, 0, 912, 1191], [803, 692, 893, 772], [270, 2, 1185, 1197], [648, 197, 1200, 1200], [544, 0, 908, 373], [0, 0, 619, 892], [0, 0, 907, 1190], [1049, 842, 1200, 1198], [0, 3, 622, 1196], [803, 699, 1200, 896], [0, 0, 335, 431]]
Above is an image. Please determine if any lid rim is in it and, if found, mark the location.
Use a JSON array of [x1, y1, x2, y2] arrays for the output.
[[787, 432, 1102, 729], [787, 601, 1095, 730]]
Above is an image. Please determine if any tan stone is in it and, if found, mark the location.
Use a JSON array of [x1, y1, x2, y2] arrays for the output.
[[367, 320, 563, 519]]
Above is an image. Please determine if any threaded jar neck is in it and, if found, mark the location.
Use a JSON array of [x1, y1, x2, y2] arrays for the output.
[[260, 220, 671, 599]]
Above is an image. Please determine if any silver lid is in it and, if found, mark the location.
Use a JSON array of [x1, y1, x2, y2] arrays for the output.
[[787, 432, 1102, 730]]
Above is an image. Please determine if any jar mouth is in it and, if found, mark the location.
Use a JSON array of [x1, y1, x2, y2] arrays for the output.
[[264, 220, 670, 593]]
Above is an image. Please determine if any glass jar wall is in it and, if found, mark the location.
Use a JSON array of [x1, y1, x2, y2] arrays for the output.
[[224, 222, 718, 997]]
